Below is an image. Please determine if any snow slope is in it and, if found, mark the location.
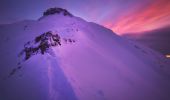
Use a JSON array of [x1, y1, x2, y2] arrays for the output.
[[0, 8, 170, 100]]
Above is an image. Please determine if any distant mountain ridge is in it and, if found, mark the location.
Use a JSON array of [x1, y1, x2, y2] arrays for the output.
[[123, 26, 170, 55]]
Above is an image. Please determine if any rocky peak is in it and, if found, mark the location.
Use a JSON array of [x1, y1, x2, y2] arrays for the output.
[[43, 7, 73, 17]]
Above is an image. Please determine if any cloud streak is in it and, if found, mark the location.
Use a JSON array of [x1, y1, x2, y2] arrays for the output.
[[103, 0, 170, 35]]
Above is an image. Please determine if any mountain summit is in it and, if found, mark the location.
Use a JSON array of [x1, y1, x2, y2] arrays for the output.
[[0, 8, 170, 100], [43, 7, 73, 17]]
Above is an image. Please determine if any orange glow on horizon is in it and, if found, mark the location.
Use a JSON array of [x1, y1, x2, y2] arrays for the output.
[[166, 55, 170, 58]]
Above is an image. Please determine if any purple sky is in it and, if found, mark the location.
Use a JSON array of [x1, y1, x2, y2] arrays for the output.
[[1, 0, 170, 34], [0, 0, 150, 24]]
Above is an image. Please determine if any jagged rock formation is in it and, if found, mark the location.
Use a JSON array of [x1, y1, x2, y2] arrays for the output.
[[18, 31, 61, 61], [6, 31, 76, 78], [43, 7, 73, 17]]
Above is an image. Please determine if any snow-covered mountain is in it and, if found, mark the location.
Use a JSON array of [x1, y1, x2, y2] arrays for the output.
[[0, 8, 170, 100]]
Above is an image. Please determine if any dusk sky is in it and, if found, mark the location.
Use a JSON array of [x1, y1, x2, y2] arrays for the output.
[[1, 0, 170, 35], [1, 1, 170, 100]]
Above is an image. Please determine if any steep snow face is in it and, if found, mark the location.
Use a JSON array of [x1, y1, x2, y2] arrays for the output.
[[0, 11, 170, 100]]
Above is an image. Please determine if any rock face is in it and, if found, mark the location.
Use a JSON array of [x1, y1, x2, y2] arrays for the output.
[[18, 31, 75, 62], [6, 31, 76, 79], [43, 7, 73, 17], [19, 31, 61, 61]]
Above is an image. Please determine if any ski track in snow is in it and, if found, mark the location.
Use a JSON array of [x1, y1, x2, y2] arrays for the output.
[[47, 58, 56, 100], [46, 55, 78, 100]]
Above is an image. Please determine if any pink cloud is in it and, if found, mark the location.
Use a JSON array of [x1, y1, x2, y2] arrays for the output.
[[103, 0, 170, 35]]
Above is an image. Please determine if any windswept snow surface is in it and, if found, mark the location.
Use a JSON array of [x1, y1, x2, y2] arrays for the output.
[[0, 13, 170, 100]]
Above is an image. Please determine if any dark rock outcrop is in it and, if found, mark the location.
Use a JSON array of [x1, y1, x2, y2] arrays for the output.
[[18, 31, 61, 61], [7, 31, 76, 78], [43, 7, 73, 17]]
